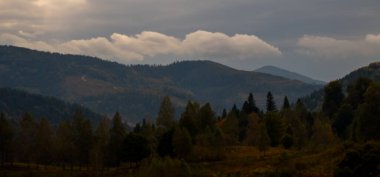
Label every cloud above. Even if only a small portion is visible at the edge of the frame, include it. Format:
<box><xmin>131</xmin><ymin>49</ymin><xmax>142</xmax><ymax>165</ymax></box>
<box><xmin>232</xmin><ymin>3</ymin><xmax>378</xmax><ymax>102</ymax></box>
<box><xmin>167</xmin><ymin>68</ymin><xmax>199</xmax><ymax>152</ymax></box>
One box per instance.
<box><xmin>297</xmin><ymin>34</ymin><xmax>380</xmax><ymax>59</ymax></box>
<box><xmin>181</xmin><ymin>31</ymin><xmax>282</xmax><ymax>59</ymax></box>
<box><xmin>366</xmin><ymin>34</ymin><xmax>380</xmax><ymax>44</ymax></box>
<box><xmin>0</xmin><ymin>31</ymin><xmax>281</xmax><ymax>63</ymax></box>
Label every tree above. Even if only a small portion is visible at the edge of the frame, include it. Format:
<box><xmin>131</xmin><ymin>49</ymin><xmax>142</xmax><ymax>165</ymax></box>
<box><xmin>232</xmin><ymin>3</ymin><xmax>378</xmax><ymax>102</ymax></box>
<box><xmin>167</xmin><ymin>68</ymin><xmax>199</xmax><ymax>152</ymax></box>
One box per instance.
<box><xmin>0</xmin><ymin>113</ymin><xmax>13</xmax><ymax>165</ymax></box>
<box><xmin>179</xmin><ymin>101</ymin><xmax>199</xmax><ymax>138</ymax></box>
<box><xmin>198</xmin><ymin>103</ymin><xmax>215</xmax><ymax>131</ymax></box>
<box><xmin>265</xmin><ymin>112</ymin><xmax>284</xmax><ymax>147</ymax></box>
<box><xmin>248</xmin><ymin>93</ymin><xmax>260</xmax><ymax>113</ymax></box>
<box><xmin>16</xmin><ymin>112</ymin><xmax>36</xmax><ymax>166</ymax></box>
<box><xmin>156</xmin><ymin>96</ymin><xmax>175</xmax><ymax>129</ymax></box>
<box><xmin>323</xmin><ymin>81</ymin><xmax>344</xmax><ymax>118</ymax></box>
<box><xmin>257</xmin><ymin>122</ymin><xmax>270</xmax><ymax>156</ymax></box>
<box><xmin>282</xmin><ymin>96</ymin><xmax>290</xmax><ymax>110</ymax></box>
<box><xmin>108</xmin><ymin>112</ymin><xmax>126</xmax><ymax>166</ymax></box>
<box><xmin>311</xmin><ymin>115</ymin><xmax>336</xmax><ymax>148</ymax></box>
<box><xmin>354</xmin><ymin>82</ymin><xmax>380</xmax><ymax>141</ymax></box>
<box><xmin>55</xmin><ymin>120</ymin><xmax>75</xmax><ymax>170</ymax></box>
<box><xmin>35</xmin><ymin>117</ymin><xmax>54</xmax><ymax>167</ymax></box>
<box><xmin>172</xmin><ymin>127</ymin><xmax>193</xmax><ymax>158</ymax></box>
<box><xmin>122</xmin><ymin>133</ymin><xmax>151</xmax><ymax>164</ymax></box>
<box><xmin>221</xmin><ymin>109</ymin><xmax>239</xmax><ymax>144</ymax></box>
<box><xmin>281</xmin><ymin>127</ymin><xmax>294</xmax><ymax>149</ymax></box>
<box><xmin>332</xmin><ymin>104</ymin><xmax>354</xmax><ymax>139</ymax></box>
<box><xmin>157</xmin><ymin>129</ymin><xmax>175</xmax><ymax>157</ymax></box>
<box><xmin>244</xmin><ymin>113</ymin><xmax>260</xmax><ymax>146</ymax></box>
<box><xmin>71</xmin><ymin>109</ymin><xmax>93</xmax><ymax>168</ymax></box>
<box><xmin>346</xmin><ymin>77</ymin><xmax>373</xmax><ymax>109</ymax></box>
<box><xmin>266</xmin><ymin>91</ymin><xmax>277</xmax><ymax>112</ymax></box>
<box><xmin>334</xmin><ymin>142</ymin><xmax>380</xmax><ymax>177</ymax></box>
<box><xmin>91</xmin><ymin>117</ymin><xmax>110</xmax><ymax>173</ymax></box>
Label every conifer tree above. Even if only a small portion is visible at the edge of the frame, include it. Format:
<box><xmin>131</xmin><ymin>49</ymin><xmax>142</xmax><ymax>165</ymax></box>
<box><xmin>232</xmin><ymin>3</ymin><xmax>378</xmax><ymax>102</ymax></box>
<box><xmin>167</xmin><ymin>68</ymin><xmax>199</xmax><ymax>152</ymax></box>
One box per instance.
<box><xmin>266</xmin><ymin>92</ymin><xmax>277</xmax><ymax>112</ymax></box>
<box><xmin>108</xmin><ymin>112</ymin><xmax>126</xmax><ymax>167</ymax></box>
<box><xmin>282</xmin><ymin>96</ymin><xmax>290</xmax><ymax>110</ymax></box>
<box><xmin>35</xmin><ymin>117</ymin><xmax>54</xmax><ymax>167</ymax></box>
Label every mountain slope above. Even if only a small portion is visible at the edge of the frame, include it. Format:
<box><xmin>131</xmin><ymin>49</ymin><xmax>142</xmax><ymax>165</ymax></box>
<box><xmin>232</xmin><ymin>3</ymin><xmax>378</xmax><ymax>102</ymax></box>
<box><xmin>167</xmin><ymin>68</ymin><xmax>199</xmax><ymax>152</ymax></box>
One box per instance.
<box><xmin>255</xmin><ymin>66</ymin><xmax>325</xmax><ymax>85</ymax></box>
<box><xmin>302</xmin><ymin>62</ymin><xmax>380</xmax><ymax>110</ymax></box>
<box><xmin>0</xmin><ymin>46</ymin><xmax>322</xmax><ymax>122</ymax></box>
<box><xmin>0</xmin><ymin>87</ymin><xmax>101</xmax><ymax>124</ymax></box>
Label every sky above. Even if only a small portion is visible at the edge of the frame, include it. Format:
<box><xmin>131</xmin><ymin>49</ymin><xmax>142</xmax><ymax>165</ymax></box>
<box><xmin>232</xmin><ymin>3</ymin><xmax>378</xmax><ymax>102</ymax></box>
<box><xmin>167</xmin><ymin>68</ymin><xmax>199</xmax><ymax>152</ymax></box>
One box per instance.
<box><xmin>0</xmin><ymin>0</ymin><xmax>380</xmax><ymax>81</ymax></box>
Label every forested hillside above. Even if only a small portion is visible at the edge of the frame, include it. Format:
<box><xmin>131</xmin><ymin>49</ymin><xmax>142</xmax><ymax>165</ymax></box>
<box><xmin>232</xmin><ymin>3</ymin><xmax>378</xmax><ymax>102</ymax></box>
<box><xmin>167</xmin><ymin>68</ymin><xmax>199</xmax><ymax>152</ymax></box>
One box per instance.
<box><xmin>0</xmin><ymin>46</ymin><xmax>321</xmax><ymax>122</ymax></box>
<box><xmin>303</xmin><ymin>62</ymin><xmax>380</xmax><ymax>111</ymax></box>
<box><xmin>0</xmin><ymin>88</ymin><xmax>101</xmax><ymax>124</ymax></box>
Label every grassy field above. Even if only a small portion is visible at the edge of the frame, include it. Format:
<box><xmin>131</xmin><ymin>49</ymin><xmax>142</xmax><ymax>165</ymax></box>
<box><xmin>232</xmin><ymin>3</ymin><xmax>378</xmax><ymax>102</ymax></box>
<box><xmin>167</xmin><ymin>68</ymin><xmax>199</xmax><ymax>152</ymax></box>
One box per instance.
<box><xmin>0</xmin><ymin>145</ymin><xmax>345</xmax><ymax>177</ymax></box>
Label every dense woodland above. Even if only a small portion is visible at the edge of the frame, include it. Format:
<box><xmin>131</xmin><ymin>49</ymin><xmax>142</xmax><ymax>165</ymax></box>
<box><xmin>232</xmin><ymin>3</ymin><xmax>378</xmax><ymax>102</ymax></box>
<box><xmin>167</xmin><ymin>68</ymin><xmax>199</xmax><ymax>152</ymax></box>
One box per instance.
<box><xmin>1</xmin><ymin>77</ymin><xmax>380</xmax><ymax>177</ymax></box>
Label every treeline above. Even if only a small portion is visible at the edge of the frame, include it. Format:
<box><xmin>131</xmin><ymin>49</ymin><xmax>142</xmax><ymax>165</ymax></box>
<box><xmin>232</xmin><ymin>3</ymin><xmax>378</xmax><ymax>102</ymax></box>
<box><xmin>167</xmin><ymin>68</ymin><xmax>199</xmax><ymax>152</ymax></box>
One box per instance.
<box><xmin>0</xmin><ymin>77</ymin><xmax>380</xmax><ymax>176</ymax></box>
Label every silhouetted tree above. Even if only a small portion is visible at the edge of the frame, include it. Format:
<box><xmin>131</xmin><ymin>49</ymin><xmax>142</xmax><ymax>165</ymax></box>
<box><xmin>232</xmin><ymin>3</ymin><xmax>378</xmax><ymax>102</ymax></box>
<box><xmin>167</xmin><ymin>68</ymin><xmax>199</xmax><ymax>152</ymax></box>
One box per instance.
<box><xmin>282</xmin><ymin>96</ymin><xmax>290</xmax><ymax>110</ymax></box>
<box><xmin>108</xmin><ymin>112</ymin><xmax>126</xmax><ymax>167</ymax></box>
<box><xmin>266</xmin><ymin>92</ymin><xmax>277</xmax><ymax>112</ymax></box>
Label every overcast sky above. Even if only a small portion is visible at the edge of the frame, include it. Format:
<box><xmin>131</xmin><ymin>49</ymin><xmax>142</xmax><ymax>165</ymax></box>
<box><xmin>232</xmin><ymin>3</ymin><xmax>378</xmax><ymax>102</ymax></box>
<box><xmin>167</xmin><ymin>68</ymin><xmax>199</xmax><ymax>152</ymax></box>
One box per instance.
<box><xmin>1</xmin><ymin>0</ymin><xmax>380</xmax><ymax>81</ymax></box>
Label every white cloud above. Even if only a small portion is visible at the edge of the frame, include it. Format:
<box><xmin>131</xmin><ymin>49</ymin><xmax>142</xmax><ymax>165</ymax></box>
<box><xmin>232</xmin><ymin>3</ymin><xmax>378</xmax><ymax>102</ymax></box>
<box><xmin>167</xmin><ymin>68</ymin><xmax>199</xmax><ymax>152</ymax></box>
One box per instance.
<box><xmin>0</xmin><ymin>31</ymin><xmax>281</xmax><ymax>63</ymax></box>
<box><xmin>297</xmin><ymin>35</ymin><xmax>380</xmax><ymax>58</ymax></box>
<box><xmin>181</xmin><ymin>31</ymin><xmax>282</xmax><ymax>59</ymax></box>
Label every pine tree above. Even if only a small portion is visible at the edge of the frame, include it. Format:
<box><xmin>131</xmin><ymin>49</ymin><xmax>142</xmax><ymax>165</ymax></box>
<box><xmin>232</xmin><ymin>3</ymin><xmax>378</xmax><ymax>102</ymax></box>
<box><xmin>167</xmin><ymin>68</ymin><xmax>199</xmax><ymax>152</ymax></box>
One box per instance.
<box><xmin>108</xmin><ymin>112</ymin><xmax>126</xmax><ymax>167</ymax></box>
<box><xmin>282</xmin><ymin>96</ymin><xmax>290</xmax><ymax>110</ymax></box>
<box><xmin>35</xmin><ymin>117</ymin><xmax>54</xmax><ymax>167</ymax></box>
<box><xmin>266</xmin><ymin>91</ymin><xmax>277</xmax><ymax>112</ymax></box>
<box><xmin>248</xmin><ymin>93</ymin><xmax>259</xmax><ymax>113</ymax></box>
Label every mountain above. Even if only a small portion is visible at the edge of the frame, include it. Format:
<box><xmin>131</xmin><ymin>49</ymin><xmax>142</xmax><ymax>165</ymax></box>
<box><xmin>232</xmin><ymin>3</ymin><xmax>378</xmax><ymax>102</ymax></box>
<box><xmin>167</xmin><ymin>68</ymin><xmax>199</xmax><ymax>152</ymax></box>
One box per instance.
<box><xmin>302</xmin><ymin>62</ymin><xmax>380</xmax><ymax>110</ymax></box>
<box><xmin>0</xmin><ymin>46</ymin><xmax>322</xmax><ymax>122</ymax></box>
<box><xmin>255</xmin><ymin>66</ymin><xmax>326</xmax><ymax>85</ymax></box>
<box><xmin>0</xmin><ymin>87</ymin><xmax>101</xmax><ymax>124</ymax></box>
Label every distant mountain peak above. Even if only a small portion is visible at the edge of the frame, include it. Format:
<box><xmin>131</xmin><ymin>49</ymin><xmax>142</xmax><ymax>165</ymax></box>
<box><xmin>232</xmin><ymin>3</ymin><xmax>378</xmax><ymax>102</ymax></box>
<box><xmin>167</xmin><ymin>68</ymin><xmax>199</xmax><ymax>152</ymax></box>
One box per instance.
<box><xmin>254</xmin><ymin>65</ymin><xmax>326</xmax><ymax>85</ymax></box>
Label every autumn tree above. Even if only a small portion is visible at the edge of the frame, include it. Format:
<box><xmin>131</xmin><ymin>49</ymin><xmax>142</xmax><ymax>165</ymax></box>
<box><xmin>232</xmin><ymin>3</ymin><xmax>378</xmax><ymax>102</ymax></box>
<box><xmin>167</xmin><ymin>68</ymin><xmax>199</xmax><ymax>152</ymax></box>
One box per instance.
<box><xmin>156</xmin><ymin>96</ymin><xmax>175</xmax><ymax>129</ymax></box>
<box><xmin>257</xmin><ymin>122</ymin><xmax>270</xmax><ymax>156</ymax></box>
<box><xmin>172</xmin><ymin>127</ymin><xmax>193</xmax><ymax>158</ymax></box>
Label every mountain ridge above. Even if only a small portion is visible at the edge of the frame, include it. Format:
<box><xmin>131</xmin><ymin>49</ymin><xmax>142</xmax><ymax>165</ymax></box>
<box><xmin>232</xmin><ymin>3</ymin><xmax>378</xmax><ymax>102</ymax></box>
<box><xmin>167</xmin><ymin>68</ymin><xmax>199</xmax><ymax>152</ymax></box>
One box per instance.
<box><xmin>255</xmin><ymin>65</ymin><xmax>326</xmax><ymax>85</ymax></box>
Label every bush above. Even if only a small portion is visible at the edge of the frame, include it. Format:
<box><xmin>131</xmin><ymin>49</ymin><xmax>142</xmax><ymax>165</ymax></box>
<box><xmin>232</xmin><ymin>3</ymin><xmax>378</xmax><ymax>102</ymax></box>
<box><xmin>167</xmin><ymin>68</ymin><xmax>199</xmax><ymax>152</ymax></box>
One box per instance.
<box><xmin>334</xmin><ymin>141</ymin><xmax>380</xmax><ymax>177</ymax></box>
